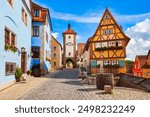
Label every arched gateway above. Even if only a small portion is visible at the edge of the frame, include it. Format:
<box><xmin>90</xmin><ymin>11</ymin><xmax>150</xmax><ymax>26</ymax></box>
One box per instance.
<box><xmin>62</xmin><ymin>23</ymin><xmax>77</xmax><ymax>68</ymax></box>
<box><xmin>65</xmin><ymin>59</ymin><xmax>74</xmax><ymax>68</ymax></box>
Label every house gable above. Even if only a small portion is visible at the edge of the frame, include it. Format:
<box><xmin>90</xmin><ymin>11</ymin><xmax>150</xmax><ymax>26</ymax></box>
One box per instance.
<box><xmin>90</xmin><ymin>8</ymin><xmax>130</xmax><ymax>45</ymax></box>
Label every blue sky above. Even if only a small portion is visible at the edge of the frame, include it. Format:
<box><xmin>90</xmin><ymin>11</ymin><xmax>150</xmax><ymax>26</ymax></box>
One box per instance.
<box><xmin>33</xmin><ymin>0</ymin><xmax>150</xmax><ymax>60</ymax></box>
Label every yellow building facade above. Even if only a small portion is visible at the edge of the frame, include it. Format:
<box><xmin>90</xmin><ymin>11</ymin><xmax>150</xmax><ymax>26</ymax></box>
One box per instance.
<box><xmin>51</xmin><ymin>36</ymin><xmax>62</xmax><ymax>69</ymax></box>
<box><xmin>88</xmin><ymin>8</ymin><xmax>130</xmax><ymax>75</ymax></box>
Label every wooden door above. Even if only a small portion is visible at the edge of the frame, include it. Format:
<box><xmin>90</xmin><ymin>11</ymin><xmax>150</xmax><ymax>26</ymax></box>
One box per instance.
<box><xmin>21</xmin><ymin>52</ymin><xmax>27</xmax><ymax>73</ymax></box>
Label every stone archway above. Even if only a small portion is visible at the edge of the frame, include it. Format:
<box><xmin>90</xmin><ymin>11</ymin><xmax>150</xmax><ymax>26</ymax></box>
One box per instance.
<box><xmin>65</xmin><ymin>59</ymin><xmax>74</xmax><ymax>68</ymax></box>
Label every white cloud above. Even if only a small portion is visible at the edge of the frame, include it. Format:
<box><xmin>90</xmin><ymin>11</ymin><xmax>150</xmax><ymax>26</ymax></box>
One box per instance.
<box><xmin>32</xmin><ymin>0</ymin><xmax>150</xmax><ymax>25</ymax></box>
<box><xmin>52</xmin><ymin>32</ymin><xmax>59</xmax><ymax>38</ymax></box>
<box><xmin>125</xmin><ymin>19</ymin><xmax>150</xmax><ymax>60</ymax></box>
<box><xmin>50</xmin><ymin>8</ymin><xmax>150</xmax><ymax>25</ymax></box>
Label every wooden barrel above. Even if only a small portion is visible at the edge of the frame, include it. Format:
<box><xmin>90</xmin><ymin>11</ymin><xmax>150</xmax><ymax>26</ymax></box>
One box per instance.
<box><xmin>96</xmin><ymin>73</ymin><xmax>114</xmax><ymax>90</ymax></box>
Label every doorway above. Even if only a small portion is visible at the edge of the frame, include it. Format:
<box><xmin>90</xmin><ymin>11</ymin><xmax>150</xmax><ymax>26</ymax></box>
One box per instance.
<box><xmin>66</xmin><ymin>59</ymin><xmax>73</xmax><ymax>68</ymax></box>
<box><xmin>21</xmin><ymin>52</ymin><xmax>27</xmax><ymax>73</ymax></box>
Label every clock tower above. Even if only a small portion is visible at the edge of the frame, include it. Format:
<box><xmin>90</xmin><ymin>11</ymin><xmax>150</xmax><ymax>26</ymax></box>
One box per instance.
<box><xmin>63</xmin><ymin>23</ymin><xmax>77</xmax><ymax>68</ymax></box>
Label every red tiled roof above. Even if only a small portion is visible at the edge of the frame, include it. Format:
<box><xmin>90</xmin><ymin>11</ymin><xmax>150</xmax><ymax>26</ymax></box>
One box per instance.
<box><xmin>32</xmin><ymin>2</ymin><xmax>52</xmax><ymax>31</ymax></box>
<box><xmin>52</xmin><ymin>36</ymin><xmax>62</xmax><ymax>50</ymax></box>
<box><xmin>63</xmin><ymin>29</ymin><xmax>77</xmax><ymax>35</ymax></box>
<box><xmin>136</xmin><ymin>55</ymin><xmax>147</xmax><ymax>68</ymax></box>
<box><xmin>142</xmin><ymin>50</ymin><xmax>150</xmax><ymax>68</ymax></box>
<box><xmin>63</xmin><ymin>23</ymin><xmax>77</xmax><ymax>35</ymax></box>
<box><xmin>77</xmin><ymin>43</ymin><xmax>86</xmax><ymax>55</ymax></box>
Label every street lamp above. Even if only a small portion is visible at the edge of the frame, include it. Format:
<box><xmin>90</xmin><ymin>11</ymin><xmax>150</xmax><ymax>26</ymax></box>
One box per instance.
<box><xmin>21</xmin><ymin>47</ymin><xmax>26</xmax><ymax>52</ymax></box>
<box><xmin>30</xmin><ymin>52</ymin><xmax>33</xmax><ymax>57</ymax></box>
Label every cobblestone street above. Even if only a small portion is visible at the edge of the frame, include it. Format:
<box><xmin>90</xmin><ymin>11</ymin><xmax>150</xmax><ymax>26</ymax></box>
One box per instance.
<box><xmin>20</xmin><ymin>69</ymin><xmax>150</xmax><ymax>100</ymax></box>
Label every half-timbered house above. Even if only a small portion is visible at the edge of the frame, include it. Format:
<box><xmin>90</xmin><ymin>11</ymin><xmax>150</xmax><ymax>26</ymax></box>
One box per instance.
<box><xmin>88</xmin><ymin>8</ymin><xmax>130</xmax><ymax>75</ymax></box>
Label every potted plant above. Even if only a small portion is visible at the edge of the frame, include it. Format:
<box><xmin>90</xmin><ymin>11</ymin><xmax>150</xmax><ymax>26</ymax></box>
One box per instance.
<box><xmin>5</xmin><ymin>44</ymin><xmax>11</xmax><ymax>51</ymax></box>
<box><xmin>15</xmin><ymin>67</ymin><xmax>23</xmax><ymax>82</ymax></box>
<box><xmin>27</xmin><ymin>70</ymin><xmax>32</xmax><ymax>75</ymax></box>
<box><xmin>11</xmin><ymin>45</ymin><xmax>18</xmax><ymax>53</ymax></box>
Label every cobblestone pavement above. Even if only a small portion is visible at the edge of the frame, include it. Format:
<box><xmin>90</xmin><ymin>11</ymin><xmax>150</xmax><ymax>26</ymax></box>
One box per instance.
<box><xmin>20</xmin><ymin>69</ymin><xmax>150</xmax><ymax>100</ymax></box>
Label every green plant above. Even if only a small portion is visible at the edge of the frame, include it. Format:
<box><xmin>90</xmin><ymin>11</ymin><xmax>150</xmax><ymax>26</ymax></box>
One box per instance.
<box><xmin>95</xmin><ymin>47</ymin><xmax>107</xmax><ymax>51</ymax></box>
<box><xmin>125</xmin><ymin>60</ymin><xmax>134</xmax><ymax>65</ymax></box>
<box><xmin>27</xmin><ymin>70</ymin><xmax>32</xmax><ymax>75</ymax></box>
<box><xmin>11</xmin><ymin>46</ymin><xmax>18</xmax><ymax>53</ymax></box>
<box><xmin>4</xmin><ymin>44</ymin><xmax>18</xmax><ymax>53</ymax></box>
<box><xmin>15</xmin><ymin>67</ymin><xmax>23</xmax><ymax>79</ymax></box>
<box><xmin>112</xmin><ymin>64</ymin><xmax>120</xmax><ymax>68</ymax></box>
<box><xmin>5</xmin><ymin>44</ymin><xmax>11</xmax><ymax>51</ymax></box>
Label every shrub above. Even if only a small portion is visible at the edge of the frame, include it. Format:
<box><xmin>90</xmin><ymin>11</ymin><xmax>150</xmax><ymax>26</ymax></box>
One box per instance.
<box><xmin>27</xmin><ymin>70</ymin><xmax>32</xmax><ymax>75</ymax></box>
<box><xmin>15</xmin><ymin>67</ymin><xmax>23</xmax><ymax>78</ymax></box>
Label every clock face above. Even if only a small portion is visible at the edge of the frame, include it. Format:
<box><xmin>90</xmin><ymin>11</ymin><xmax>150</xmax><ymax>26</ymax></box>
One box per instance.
<box><xmin>67</xmin><ymin>42</ymin><xmax>73</xmax><ymax>46</ymax></box>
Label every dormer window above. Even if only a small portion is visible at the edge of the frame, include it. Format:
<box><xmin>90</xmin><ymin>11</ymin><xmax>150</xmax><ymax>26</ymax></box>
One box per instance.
<box><xmin>34</xmin><ymin>9</ymin><xmax>40</xmax><ymax>17</ymax></box>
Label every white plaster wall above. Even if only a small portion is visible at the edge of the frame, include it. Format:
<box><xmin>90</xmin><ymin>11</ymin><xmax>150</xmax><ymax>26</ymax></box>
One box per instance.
<box><xmin>65</xmin><ymin>35</ymin><xmax>74</xmax><ymax>57</ymax></box>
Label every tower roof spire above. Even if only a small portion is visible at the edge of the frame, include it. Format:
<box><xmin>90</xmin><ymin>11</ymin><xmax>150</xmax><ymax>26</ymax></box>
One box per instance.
<box><xmin>68</xmin><ymin>21</ymin><xmax>71</xmax><ymax>30</ymax></box>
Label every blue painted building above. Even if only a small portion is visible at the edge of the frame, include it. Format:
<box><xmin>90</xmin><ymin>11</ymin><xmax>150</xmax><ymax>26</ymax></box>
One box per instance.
<box><xmin>31</xmin><ymin>2</ymin><xmax>52</xmax><ymax>75</ymax></box>
<box><xmin>0</xmin><ymin>0</ymin><xmax>32</xmax><ymax>89</ymax></box>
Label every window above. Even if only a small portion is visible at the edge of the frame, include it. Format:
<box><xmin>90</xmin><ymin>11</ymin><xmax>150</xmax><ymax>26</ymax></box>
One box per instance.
<box><xmin>34</xmin><ymin>9</ymin><xmax>40</xmax><ymax>17</ymax></box>
<box><xmin>22</xmin><ymin>8</ymin><xmax>25</xmax><ymax>22</ymax></box>
<box><xmin>69</xmin><ymin>52</ymin><xmax>71</xmax><ymax>56</ymax></box>
<box><xmin>22</xmin><ymin>8</ymin><xmax>28</xmax><ymax>26</ymax></box>
<box><xmin>54</xmin><ymin>53</ymin><xmax>57</xmax><ymax>58</ymax></box>
<box><xmin>5</xmin><ymin>29</ymin><xmax>10</xmax><ymax>45</ymax></box>
<box><xmin>25</xmin><ymin>13</ymin><xmax>28</xmax><ymax>26</ymax></box>
<box><xmin>104</xmin><ymin>29</ymin><xmax>112</xmax><ymax>34</ymax></box>
<box><xmin>5</xmin><ymin>28</ymin><xmax>16</xmax><ymax>46</ymax></box>
<box><xmin>54</xmin><ymin>46</ymin><xmax>57</xmax><ymax>50</ymax></box>
<box><xmin>68</xmin><ymin>36</ymin><xmax>71</xmax><ymax>39</ymax></box>
<box><xmin>105</xmin><ymin>14</ymin><xmax>109</xmax><ymax>19</ymax></box>
<box><xmin>112</xmin><ymin>60</ymin><xmax>119</xmax><ymax>65</ymax></box>
<box><xmin>32</xmin><ymin>47</ymin><xmax>40</xmax><ymax>58</ymax></box>
<box><xmin>116</xmin><ymin>42</ymin><xmax>119</xmax><ymax>47</ymax></box>
<box><xmin>109</xmin><ymin>41</ymin><xmax>115</xmax><ymax>47</ymax></box>
<box><xmin>108</xmin><ymin>29</ymin><xmax>112</xmax><ymax>34</ymax></box>
<box><xmin>33</xmin><ymin>26</ymin><xmax>39</xmax><ymax>36</ymax></box>
<box><xmin>104</xmin><ymin>30</ymin><xmax>107</xmax><ymax>34</ymax></box>
<box><xmin>104</xmin><ymin>60</ymin><xmax>111</xmax><ymax>65</ymax></box>
<box><xmin>7</xmin><ymin>0</ymin><xmax>13</xmax><ymax>7</ymax></box>
<box><xmin>118</xmin><ymin>41</ymin><xmax>122</xmax><ymax>46</ymax></box>
<box><xmin>5</xmin><ymin>62</ymin><xmax>16</xmax><ymax>76</ymax></box>
<box><xmin>11</xmin><ymin>33</ymin><xmax>16</xmax><ymax>46</ymax></box>
<box><xmin>54</xmin><ymin>62</ymin><xmax>56</xmax><ymax>66</ymax></box>
<box><xmin>46</xmin><ymin>32</ymin><xmax>48</xmax><ymax>43</ymax></box>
